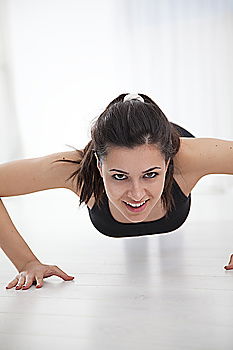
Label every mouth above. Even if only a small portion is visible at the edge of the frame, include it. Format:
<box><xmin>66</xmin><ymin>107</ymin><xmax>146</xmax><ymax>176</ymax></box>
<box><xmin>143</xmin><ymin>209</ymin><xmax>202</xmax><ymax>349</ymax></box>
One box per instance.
<box><xmin>123</xmin><ymin>199</ymin><xmax>149</xmax><ymax>213</ymax></box>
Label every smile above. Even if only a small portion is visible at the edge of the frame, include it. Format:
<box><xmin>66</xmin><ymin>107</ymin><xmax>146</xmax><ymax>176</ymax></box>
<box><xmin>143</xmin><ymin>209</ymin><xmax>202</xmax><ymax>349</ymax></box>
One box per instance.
<box><xmin>123</xmin><ymin>199</ymin><xmax>149</xmax><ymax>212</ymax></box>
<box><xmin>125</xmin><ymin>200</ymin><xmax>147</xmax><ymax>207</ymax></box>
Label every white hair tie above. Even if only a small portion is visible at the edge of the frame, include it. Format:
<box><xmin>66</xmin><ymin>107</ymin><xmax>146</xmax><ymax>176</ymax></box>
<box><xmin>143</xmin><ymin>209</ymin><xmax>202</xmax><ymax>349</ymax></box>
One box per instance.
<box><xmin>123</xmin><ymin>93</ymin><xmax>144</xmax><ymax>103</ymax></box>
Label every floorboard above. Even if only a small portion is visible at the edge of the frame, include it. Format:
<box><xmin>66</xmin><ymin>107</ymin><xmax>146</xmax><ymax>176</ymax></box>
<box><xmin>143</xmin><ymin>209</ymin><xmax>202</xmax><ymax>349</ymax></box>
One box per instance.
<box><xmin>0</xmin><ymin>189</ymin><xmax>233</xmax><ymax>350</ymax></box>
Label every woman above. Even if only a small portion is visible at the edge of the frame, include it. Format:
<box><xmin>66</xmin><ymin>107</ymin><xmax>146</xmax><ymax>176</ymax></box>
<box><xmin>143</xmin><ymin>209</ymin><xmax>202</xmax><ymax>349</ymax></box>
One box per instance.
<box><xmin>1</xmin><ymin>93</ymin><xmax>233</xmax><ymax>291</ymax></box>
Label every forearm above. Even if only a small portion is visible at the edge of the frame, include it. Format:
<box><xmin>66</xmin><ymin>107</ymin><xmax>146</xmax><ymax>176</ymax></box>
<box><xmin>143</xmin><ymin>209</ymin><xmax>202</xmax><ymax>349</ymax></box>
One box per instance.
<box><xmin>0</xmin><ymin>198</ymin><xmax>40</xmax><ymax>272</ymax></box>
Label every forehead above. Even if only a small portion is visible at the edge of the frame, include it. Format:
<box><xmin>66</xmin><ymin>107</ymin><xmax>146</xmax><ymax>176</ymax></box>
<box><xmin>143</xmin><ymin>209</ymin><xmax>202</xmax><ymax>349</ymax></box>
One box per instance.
<box><xmin>103</xmin><ymin>144</ymin><xmax>164</xmax><ymax>165</ymax></box>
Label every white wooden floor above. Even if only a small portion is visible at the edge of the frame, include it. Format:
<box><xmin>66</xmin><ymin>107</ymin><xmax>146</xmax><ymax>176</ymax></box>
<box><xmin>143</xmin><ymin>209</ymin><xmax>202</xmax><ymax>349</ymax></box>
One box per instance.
<box><xmin>1</xmin><ymin>186</ymin><xmax>233</xmax><ymax>350</ymax></box>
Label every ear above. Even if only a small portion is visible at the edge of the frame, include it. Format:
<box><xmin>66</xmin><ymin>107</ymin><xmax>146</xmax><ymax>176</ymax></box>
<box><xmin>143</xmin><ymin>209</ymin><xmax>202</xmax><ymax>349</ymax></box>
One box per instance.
<box><xmin>94</xmin><ymin>152</ymin><xmax>103</xmax><ymax>177</ymax></box>
<box><xmin>165</xmin><ymin>158</ymin><xmax>171</xmax><ymax>172</ymax></box>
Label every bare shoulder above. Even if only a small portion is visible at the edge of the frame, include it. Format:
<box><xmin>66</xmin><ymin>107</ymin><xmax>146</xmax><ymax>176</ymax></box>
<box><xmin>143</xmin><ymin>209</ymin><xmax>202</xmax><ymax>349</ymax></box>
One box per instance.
<box><xmin>173</xmin><ymin>137</ymin><xmax>196</xmax><ymax>175</ymax></box>
<box><xmin>44</xmin><ymin>149</ymin><xmax>83</xmax><ymax>193</ymax></box>
<box><xmin>173</xmin><ymin>137</ymin><xmax>198</xmax><ymax>196</ymax></box>
<box><xmin>0</xmin><ymin>150</ymin><xmax>83</xmax><ymax>197</ymax></box>
<box><xmin>173</xmin><ymin>137</ymin><xmax>233</xmax><ymax>195</ymax></box>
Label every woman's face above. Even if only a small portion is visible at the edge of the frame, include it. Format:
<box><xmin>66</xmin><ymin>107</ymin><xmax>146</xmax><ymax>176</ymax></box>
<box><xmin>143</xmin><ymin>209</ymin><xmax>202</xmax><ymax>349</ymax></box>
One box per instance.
<box><xmin>96</xmin><ymin>144</ymin><xmax>169</xmax><ymax>223</ymax></box>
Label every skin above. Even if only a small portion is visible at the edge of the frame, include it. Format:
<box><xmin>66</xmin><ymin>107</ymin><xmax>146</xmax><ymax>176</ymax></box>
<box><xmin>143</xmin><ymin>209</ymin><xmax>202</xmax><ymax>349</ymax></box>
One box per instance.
<box><xmin>2</xmin><ymin>137</ymin><xmax>233</xmax><ymax>291</ymax></box>
<box><xmin>96</xmin><ymin>144</ymin><xmax>170</xmax><ymax>223</ymax></box>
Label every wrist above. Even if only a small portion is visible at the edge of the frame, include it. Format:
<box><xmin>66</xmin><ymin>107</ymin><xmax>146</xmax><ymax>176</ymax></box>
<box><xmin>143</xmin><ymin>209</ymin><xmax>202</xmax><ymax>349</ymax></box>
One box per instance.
<box><xmin>17</xmin><ymin>258</ymin><xmax>41</xmax><ymax>272</ymax></box>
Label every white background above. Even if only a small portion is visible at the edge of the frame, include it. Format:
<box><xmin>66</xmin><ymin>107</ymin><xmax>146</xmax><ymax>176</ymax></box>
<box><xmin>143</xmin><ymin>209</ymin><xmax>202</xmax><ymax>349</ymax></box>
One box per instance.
<box><xmin>0</xmin><ymin>0</ymin><xmax>233</xmax><ymax>193</ymax></box>
<box><xmin>1</xmin><ymin>4</ymin><xmax>233</xmax><ymax>348</ymax></box>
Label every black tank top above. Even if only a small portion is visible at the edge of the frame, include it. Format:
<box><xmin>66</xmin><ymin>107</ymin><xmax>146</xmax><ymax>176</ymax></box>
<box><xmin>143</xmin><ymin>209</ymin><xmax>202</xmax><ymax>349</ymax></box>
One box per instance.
<box><xmin>87</xmin><ymin>122</ymin><xmax>195</xmax><ymax>238</ymax></box>
<box><xmin>87</xmin><ymin>178</ymin><xmax>191</xmax><ymax>238</ymax></box>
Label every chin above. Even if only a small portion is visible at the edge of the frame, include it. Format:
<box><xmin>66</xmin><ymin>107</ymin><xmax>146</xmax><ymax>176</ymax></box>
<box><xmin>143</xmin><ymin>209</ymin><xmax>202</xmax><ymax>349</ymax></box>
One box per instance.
<box><xmin>121</xmin><ymin>208</ymin><xmax>150</xmax><ymax>223</ymax></box>
<box><xmin>125</xmin><ymin>217</ymin><xmax>147</xmax><ymax>223</ymax></box>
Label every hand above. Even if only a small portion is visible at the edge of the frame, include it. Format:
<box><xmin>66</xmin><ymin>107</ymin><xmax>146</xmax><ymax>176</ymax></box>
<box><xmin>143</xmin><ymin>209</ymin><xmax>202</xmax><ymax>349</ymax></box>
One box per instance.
<box><xmin>6</xmin><ymin>260</ymin><xmax>75</xmax><ymax>290</ymax></box>
<box><xmin>224</xmin><ymin>254</ymin><xmax>233</xmax><ymax>270</ymax></box>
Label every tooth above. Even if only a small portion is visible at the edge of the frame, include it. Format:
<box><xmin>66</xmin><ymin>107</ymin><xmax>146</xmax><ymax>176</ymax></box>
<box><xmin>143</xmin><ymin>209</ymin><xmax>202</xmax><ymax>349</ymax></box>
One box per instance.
<box><xmin>126</xmin><ymin>200</ymin><xmax>146</xmax><ymax>207</ymax></box>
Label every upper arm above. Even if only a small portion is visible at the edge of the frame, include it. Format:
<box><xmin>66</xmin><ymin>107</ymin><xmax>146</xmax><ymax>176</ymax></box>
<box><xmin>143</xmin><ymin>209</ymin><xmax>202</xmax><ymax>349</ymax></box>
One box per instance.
<box><xmin>177</xmin><ymin>137</ymin><xmax>233</xmax><ymax>178</ymax></box>
<box><xmin>0</xmin><ymin>150</ymin><xmax>83</xmax><ymax>197</ymax></box>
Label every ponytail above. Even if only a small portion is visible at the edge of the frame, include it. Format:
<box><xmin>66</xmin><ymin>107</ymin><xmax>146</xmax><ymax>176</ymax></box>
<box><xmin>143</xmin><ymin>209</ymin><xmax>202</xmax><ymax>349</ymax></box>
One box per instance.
<box><xmin>53</xmin><ymin>140</ymin><xmax>105</xmax><ymax>208</ymax></box>
<box><xmin>54</xmin><ymin>93</ymin><xmax>181</xmax><ymax>215</ymax></box>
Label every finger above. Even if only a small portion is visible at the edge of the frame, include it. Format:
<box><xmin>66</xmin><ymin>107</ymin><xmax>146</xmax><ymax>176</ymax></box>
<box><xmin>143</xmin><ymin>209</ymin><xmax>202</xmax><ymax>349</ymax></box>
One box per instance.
<box><xmin>22</xmin><ymin>275</ymin><xmax>34</xmax><ymax>290</ymax></box>
<box><xmin>224</xmin><ymin>254</ymin><xmax>233</xmax><ymax>270</ymax></box>
<box><xmin>6</xmin><ymin>278</ymin><xmax>18</xmax><ymax>289</ymax></box>
<box><xmin>229</xmin><ymin>254</ymin><xmax>233</xmax><ymax>265</ymax></box>
<box><xmin>16</xmin><ymin>275</ymin><xmax>26</xmax><ymax>290</ymax></box>
<box><xmin>52</xmin><ymin>266</ymin><xmax>75</xmax><ymax>281</ymax></box>
<box><xmin>35</xmin><ymin>276</ymin><xmax>44</xmax><ymax>288</ymax></box>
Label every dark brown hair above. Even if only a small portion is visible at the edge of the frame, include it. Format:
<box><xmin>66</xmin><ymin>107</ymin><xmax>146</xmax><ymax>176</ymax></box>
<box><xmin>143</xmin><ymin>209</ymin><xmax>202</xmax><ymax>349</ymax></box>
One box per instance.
<box><xmin>53</xmin><ymin>93</ymin><xmax>181</xmax><ymax>215</ymax></box>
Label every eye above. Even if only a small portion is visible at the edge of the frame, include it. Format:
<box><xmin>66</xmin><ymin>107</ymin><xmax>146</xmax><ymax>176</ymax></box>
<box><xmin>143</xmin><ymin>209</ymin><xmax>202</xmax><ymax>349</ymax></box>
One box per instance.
<box><xmin>144</xmin><ymin>172</ymin><xmax>159</xmax><ymax>178</ymax></box>
<box><xmin>112</xmin><ymin>174</ymin><xmax>127</xmax><ymax>181</ymax></box>
<box><xmin>112</xmin><ymin>172</ymin><xmax>159</xmax><ymax>181</ymax></box>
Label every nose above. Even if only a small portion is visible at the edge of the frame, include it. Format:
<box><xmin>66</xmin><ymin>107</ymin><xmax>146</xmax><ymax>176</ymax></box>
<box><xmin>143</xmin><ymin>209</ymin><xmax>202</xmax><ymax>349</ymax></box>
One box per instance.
<box><xmin>127</xmin><ymin>180</ymin><xmax>146</xmax><ymax>201</ymax></box>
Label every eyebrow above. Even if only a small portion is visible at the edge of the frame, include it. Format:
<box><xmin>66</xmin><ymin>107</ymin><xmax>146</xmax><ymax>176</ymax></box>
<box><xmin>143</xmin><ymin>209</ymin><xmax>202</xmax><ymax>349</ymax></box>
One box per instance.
<box><xmin>108</xmin><ymin>166</ymin><xmax>162</xmax><ymax>174</ymax></box>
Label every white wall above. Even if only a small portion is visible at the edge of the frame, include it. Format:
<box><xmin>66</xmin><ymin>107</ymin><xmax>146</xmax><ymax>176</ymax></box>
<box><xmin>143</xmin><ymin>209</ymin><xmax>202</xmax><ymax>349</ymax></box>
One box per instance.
<box><xmin>0</xmin><ymin>0</ymin><xmax>23</xmax><ymax>162</ymax></box>
<box><xmin>1</xmin><ymin>0</ymin><xmax>233</xmax><ymax>192</ymax></box>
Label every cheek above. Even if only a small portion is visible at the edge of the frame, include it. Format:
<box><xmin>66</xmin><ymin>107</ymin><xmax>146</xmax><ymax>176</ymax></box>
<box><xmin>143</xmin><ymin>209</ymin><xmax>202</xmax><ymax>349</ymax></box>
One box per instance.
<box><xmin>146</xmin><ymin>174</ymin><xmax>166</xmax><ymax>200</ymax></box>
<box><xmin>157</xmin><ymin>175</ymin><xmax>167</xmax><ymax>194</ymax></box>
<box><xmin>102</xmin><ymin>177</ymin><xmax>124</xmax><ymax>198</ymax></box>
<box><xmin>150</xmin><ymin>181</ymin><xmax>164</xmax><ymax>199</ymax></box>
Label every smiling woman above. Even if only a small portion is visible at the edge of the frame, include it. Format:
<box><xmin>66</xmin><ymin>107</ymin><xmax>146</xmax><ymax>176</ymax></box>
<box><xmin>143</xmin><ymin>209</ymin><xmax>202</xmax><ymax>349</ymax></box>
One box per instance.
<box><xmin>86</xmin><ymin>142</ymin><xmax>193</xmax><ymax>237</ymax></box>
<box><xmin>53</xmin><ymin>93</ymin><xmax>196</xmax><ymax>237</ymax></box>
<box><xmin>56</xmin><ymin>94</ymin><xmax>181</xmax><ymax>213</ymax></box>
<box><xmin>1</xmin><ymin>92</ymin><xmax>233</xmax><ymax>291</ymax></box>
